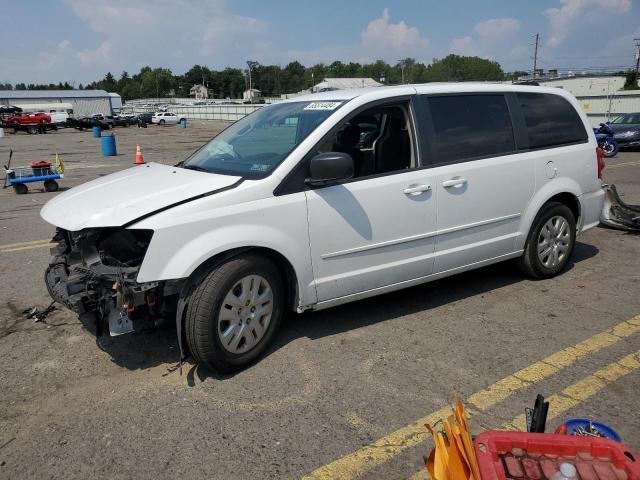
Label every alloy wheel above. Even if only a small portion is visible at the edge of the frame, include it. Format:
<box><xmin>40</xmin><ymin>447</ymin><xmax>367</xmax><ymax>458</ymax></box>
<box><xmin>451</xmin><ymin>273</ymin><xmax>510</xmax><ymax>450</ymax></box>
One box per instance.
<box><xmin>217</xmin><ymin>275</ymin><xmax>273</xmax><ymax>354</ymax></box>
<box><xmin>537</xmin><ymin>215</ymin><xmax>570</xmax><ymax>268</ymax></box>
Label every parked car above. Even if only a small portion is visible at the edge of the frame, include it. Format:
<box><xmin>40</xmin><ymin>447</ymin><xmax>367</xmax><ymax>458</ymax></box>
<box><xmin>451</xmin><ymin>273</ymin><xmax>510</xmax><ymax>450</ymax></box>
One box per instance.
<box><xmin>152</xmin><ymin>112</ymin><xmax>185</xmax><ymax>125</ymax></box>
<box><xmin>112</xmin><ymin>115</ymin><xmax>138</xmax><ymax>127</ymax></box>
<box><xmin>47</xmin><ymin>111</ymin><xmax>69</xmax><ymax>126</ymax></box>
<box><xmin>5</xmin><ymin>112</ymin><xmax>51</xmax><ymax>125</ymax></box>
<box><xmin>41</xmin><ymin>84</ymin><xmax>605</xmax><ymax>372</ymax></box>
<box><xmin>136</xmin><ymin>112</ymin><xmax>154</xmax><ymax>125</ymax></box>
<box><xmin>67</xmin><ymin>117</ymin><xmax>110</xmax><ymax>130</ymax></box>
<box><xmin>608</xmin><ymin>113</ymin><xmax>640</xmax><ymax>149</ymax></box>
<box><xmin>92</xmin><ymin>113</ymin><xmax>114</xmax><ymax>128</ymax></box>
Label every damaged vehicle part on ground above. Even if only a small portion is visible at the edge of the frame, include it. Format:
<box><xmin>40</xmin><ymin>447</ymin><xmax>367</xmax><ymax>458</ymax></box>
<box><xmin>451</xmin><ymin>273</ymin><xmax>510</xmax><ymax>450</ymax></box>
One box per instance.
<box><xmin>42</xmin><ymin>84</ymin><xmax>606</xmax><ymax>372</ymax></box>
<box><xmin>600</xmin><ymin>184</ymin><xmax>640</xmax><ymax>232</ymax></box>
<box><xmin>45</xmin><ymin>227</ymin><xmax>183</xmax><ymax>336</ymax></box>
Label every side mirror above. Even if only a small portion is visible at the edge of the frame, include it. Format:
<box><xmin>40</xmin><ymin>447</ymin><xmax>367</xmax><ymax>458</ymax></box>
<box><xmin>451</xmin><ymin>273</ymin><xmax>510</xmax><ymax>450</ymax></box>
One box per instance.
<box><xmin>307</xmin><ymin>152</ymin><xmax>354</xmax><ymax>187</ymax></box>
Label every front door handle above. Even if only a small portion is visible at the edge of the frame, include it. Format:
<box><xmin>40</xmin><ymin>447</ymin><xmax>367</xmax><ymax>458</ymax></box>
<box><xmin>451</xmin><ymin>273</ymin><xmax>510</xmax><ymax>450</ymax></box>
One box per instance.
<box><xmin>442</xmin><ymin>178</ymin><xmax>467</xmax><ymax>188</ymax></box>
<box><xmin>403</xmin><ymin>184</ymin><xmax>431</xmax><ymax>196</ymax></box>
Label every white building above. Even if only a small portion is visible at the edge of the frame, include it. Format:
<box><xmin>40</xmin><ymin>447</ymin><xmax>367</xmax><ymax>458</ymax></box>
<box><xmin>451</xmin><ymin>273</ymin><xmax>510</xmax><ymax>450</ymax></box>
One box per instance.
<box><xmin>312</xmin><ymin>77</ymin><xmax>382</xmax><ymax>92</ymax></box>
<box><xmin>190</xmin><ymin>84</ymin><xmax>209</xmax><ymax>99</ymax></box>
<box><xmin>243</xmin><ymin>88</ymin><xmax>261</xmax><ymax>101</ymax></box>
<box><xmin>0</xmin><ymin>90</ymin><xmax>116</xmax><ymax>117</ymax></box>
<box><xmin>534</xmin><ymin>75</ymin><xmax>640</xmax><ymax>125</ymax></box>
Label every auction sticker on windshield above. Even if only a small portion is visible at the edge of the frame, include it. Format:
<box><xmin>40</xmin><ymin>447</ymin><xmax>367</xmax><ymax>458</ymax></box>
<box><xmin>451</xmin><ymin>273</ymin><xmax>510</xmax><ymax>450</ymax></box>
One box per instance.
<box><xmin>304</xmin><ymin>101</ymin><xmax>342</xmax><ymax>111</ymax></box>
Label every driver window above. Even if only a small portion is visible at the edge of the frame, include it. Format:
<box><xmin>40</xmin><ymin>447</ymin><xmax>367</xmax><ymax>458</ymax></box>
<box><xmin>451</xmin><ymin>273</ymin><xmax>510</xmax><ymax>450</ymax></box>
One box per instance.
<box><xmin>317</xmin><ymin>103</ymin><xmax>415</xmax><ymax>178</ymax></box>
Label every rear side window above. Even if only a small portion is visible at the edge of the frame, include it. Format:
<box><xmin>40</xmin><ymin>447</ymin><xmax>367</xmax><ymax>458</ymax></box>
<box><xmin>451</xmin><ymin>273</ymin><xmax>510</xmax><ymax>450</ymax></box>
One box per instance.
<box><xmin>426</xmin><ymin>95</ymin><xmax>515</xmax><ymax>164</ymax></box>
<box><xmin>516</xmin><ymin>93</ymin><xmax>587</xmax><ymax>149</ymax></box>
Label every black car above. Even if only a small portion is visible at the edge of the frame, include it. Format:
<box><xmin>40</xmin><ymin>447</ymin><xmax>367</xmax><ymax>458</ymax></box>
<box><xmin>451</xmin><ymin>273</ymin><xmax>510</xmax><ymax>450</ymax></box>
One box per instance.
<box><xmin>67</xmin><ymin>117</ymin><xmax>111</xmax><ymax>130</ymax></box>
<box><xmin>609</xmin><ymin>113</ymin><xmax>640</xmax><ymax>149</ymax></box>
<box><xmin>136</xmin><ymin>112</ymin><xmax>154</xmax><ymax>125</ymax></box>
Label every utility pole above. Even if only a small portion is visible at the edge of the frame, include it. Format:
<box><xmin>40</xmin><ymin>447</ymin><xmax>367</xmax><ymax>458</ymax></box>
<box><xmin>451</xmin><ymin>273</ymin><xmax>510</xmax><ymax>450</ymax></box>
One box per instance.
<box><xmin>533</xmin><ymin>33</ymin><xmax>539</xmax><ymax>79</ymax></box>
<box><xmin>397</xmin><ymin>59</ymin><xmax>406</xmax><ymax>84</ymax></box>
<box><xmin>634</xmin><ymin>38</ymin><xmax>640</xmax><ymax>77</ymax></box>
<box><xmin>246</xmin><ymin>60</ymin><xmax>258</xmax><ymax>103</ymax></box>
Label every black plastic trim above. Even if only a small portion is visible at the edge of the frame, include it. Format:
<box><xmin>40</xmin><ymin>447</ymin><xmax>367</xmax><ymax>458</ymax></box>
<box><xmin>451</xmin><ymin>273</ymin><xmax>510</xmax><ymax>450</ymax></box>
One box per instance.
<box><xmin>123</xmin><ymin>178</ymin><xmax>244</xmax><ymax>228</ymax></box>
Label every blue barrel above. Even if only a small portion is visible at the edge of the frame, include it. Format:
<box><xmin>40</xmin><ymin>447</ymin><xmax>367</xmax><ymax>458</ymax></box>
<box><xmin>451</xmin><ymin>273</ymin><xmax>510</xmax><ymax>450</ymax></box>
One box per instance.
<box><xmin>92</xmin><ymin>126</ymin><xmax>102</xmax><ymax>138</ymax></box>
<box><xmin>179</xmin><ymin>118</ymin><xmax>187</xmax><ymax>128</ymax></box>
<box><xmin>100</xmin><ymin>134</ymin><xmax>117</xmax><ymax>156</ymax></box>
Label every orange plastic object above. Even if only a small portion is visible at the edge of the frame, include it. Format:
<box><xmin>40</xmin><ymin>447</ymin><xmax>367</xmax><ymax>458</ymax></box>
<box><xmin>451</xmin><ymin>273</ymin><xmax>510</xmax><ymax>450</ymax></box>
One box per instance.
<box><xmin>474</xmin><ymin>431</ymin><xmax>640</xmax><ymax>480</ymax></box>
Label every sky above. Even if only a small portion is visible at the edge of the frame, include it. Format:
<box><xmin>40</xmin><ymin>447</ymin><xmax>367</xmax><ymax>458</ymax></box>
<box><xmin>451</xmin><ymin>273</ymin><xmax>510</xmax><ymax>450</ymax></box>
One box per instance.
<box><xmin>1</xmin><ymin>0</ymin><xmax>639</xmax><ymax>85</ymax></box>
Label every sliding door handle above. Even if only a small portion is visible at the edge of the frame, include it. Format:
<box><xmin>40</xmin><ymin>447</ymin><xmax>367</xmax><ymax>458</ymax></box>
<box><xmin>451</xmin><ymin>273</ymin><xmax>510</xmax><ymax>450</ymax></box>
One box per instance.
<box><xmin>442</xmin><ymin>178</ymin><xmax>467</xmax><ymax>188</ymax></box>
<box><xmin>403</xmin><ymin>184</ymin><xmax>431</xmax><ymax>195</ymax></box>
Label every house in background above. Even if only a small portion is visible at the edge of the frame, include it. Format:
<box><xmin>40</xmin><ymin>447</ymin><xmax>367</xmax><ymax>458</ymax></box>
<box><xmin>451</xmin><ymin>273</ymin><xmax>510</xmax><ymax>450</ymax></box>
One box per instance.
<box><xmin>243</xmin><ymin>88</ymin><xmax>261</xmax><ymax>101</ymax></box>
<box><xmin>190</xmin><ymin>84</ymin><xmax>209</xmax><ymax>99</ymax></box>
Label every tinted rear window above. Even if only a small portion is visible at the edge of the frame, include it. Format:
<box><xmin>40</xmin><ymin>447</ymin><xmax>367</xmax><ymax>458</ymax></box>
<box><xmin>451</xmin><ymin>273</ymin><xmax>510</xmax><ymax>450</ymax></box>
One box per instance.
<box><xmin>426</xmin><ymin>94</ymin><xmax>516</xmax><ymax>164</ymax></box>
<box><xmin>516</xmin><ymin>92</ymin><xmax>587</xmax><ymax>149</ymax></box>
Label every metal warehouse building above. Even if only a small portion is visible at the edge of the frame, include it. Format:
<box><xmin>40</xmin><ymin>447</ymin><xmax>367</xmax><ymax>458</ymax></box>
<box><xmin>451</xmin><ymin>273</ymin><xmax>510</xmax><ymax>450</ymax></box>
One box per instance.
<box><xmin>0</xmin><ymin>90</ymin><xmax>119</xmax><ymax>117</ymax></box>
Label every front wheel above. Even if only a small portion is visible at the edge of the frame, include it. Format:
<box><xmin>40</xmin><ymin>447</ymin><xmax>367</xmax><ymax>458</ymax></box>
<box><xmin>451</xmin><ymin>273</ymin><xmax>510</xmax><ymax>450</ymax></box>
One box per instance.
<box><xmin>159</xmin><ymin>119</ymin><xmax>165</xmax><ymax>125</ymax></box>
<box><xmin>13</xmin><ymin>183</ymin><xmax>28</xmax><ymax>195</ymax></box>
<box><xmin>517</xmin><ymin>202</ymin><xmax>576</xmax><ymax>279</ymax></box>
<box><xmin>44</xmin><ymin>180</ymin><xmax>59</xmax><ymax>192</ymax></box>
<box><xmin>185</xmin><ymin>254</ymin><xmax>284</xmax><ymax>372</ymax></box>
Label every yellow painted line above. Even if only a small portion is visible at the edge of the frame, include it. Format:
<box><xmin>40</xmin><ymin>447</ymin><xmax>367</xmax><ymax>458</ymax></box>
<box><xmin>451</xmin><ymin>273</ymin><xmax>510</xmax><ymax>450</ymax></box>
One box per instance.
<box><xmin>0</xmin><ymin>243</ymin><xmax>52</xmax><ymax>253</ymax></box>
<box><xmin>606</xmin><ymin>160</ymin><xmax>640</xmax><ymax>169</ymax></box>
<box><xmin>504</xmin><ymin>350</ymin><xmax>640</xmax><ymax>431</ymax></box>
<box><xmin>408</xmin><ymin>469</ymin><xmax>429</xmax><ymax>480</ymax></box>
<box><xmin>0</xmin><ymin>239</ymin><xmax>52</xmax><ymax>254</ymax></box>
<box><xmin>0</xmin><ymin>239</ymin><xmax>50</xmax><ymax>249</ymax></box>
<box><xmin>302</xmin><ymin>315</ymin><xmax>640</xmax><ymax>480</ymax></box>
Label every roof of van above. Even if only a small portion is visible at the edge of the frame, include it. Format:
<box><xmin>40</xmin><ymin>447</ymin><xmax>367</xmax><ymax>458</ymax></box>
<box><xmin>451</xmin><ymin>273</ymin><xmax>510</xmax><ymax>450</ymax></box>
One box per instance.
<box><xmin>284</xmin><ymin>82</ymin><xmax>569</xmax><ymax>103</ymax></box>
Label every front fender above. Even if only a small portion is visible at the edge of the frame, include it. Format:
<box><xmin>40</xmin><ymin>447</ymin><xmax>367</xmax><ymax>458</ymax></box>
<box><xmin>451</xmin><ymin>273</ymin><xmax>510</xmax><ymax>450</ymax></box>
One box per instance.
<box><xmin>516</xmin><ymin>177</ymin><xmax>582</xmax><ymax>250</ymax></box>
<box><xmin>137</xmin><ymin>224</ymin><xmax>317</xmax><ymax>308</ymax></box>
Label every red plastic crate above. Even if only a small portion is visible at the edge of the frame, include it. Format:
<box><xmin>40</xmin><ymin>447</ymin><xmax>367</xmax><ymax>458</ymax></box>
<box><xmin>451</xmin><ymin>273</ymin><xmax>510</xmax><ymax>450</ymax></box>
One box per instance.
<box><xmin>474</xmin><ymin>431</ymin><xmax>640</xmax><ymax>479</ymax></box>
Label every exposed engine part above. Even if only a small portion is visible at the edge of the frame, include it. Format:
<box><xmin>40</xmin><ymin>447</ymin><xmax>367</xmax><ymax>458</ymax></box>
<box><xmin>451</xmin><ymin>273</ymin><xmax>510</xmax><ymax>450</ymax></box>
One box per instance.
<box><xmin>45</xmin><ymin>227</ymin><xmax>181</xmax><ymax>336</ymax></box>
<box><xmin>600</xmin><ymin>184</ymin><xmax>640</xmax><ymax>232</ymax></box>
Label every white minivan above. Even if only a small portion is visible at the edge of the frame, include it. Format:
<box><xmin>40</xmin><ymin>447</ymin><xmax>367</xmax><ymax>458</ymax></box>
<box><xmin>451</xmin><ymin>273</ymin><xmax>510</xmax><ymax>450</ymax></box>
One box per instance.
<box><xmin>41</xmin><ymin>84</ymin><xmax>605</xmax><ymax>371</ymax></box>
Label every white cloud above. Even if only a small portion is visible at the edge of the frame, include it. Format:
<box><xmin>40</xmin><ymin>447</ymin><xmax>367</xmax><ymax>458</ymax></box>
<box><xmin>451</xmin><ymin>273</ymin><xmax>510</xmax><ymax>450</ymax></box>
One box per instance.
<box><xmin>474</xmin><ymin>18</ymin><xmax>520</xmax><ymax>38</ymax></box>
<box><xmin>286</xmin><ymin>9</ymin><xmax>430</xmax><ymax>66</ymax></box>
<box><xmin>450</xmin><ymin>17</ymin><xmax>520</xmax><ymax>59</ymax></box>
<box><xmin>361</xmin><ymin>8</ymin><xmax>429</xmax><ymax>51</ymax></box>
<box><xmin>0</xmin><ymin>0</ymin><xmax>269</xmax><ymax>84</ymax></box>
<box><xmin>545</xmin><ymin>0</ymin><xmax>631</xmax><ymax>47</ymax></box>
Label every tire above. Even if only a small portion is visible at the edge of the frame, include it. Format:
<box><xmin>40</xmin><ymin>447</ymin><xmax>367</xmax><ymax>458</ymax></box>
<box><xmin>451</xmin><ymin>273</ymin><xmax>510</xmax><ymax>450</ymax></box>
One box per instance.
<box><xmin>44</xmin><ymin>180</ymin><xmax>59</xmax><ymax>192</ymax></box>
<box><xmin>517</xmin><ymin>202</ymin><xmax>576</xmax><ymax>279</ymax></box>
<box><xmin>185</xmin><ymin>254</ymin><xmax>284</xmax><ymax>372</ymax></box>
<box><xmin>13</xmin><ymin>183</ymin><xmax>28</xmax><ymax>195</ymax></box>
<box><xmin>603</xmin><ymin>140</ymin><xmax>619</xmax><ymax>158</ymax></box>
<box><xmin>27</xmin><ymin>125</ymin><xmax>36</xmax><ymax>134</ymax></box>
<box><xmin>159</xmin><ymin>119</ymin><xmax>165</xmax><ymax>125</ymax></box>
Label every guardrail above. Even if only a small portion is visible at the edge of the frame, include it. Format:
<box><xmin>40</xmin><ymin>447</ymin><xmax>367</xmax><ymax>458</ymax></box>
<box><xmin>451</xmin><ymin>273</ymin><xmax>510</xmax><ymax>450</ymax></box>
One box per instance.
<box><xmin>126</xmin><ymin>104</ymin><xmax>265</xmax><ymax>122</ymax></box>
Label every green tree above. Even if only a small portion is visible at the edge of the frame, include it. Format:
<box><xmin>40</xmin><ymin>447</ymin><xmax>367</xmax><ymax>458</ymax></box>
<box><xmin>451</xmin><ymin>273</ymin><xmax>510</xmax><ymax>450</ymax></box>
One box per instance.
<box><xmin>623</xmin><ymin>70</ymin><xmax>639</xmax><ymax>90</ymax></box>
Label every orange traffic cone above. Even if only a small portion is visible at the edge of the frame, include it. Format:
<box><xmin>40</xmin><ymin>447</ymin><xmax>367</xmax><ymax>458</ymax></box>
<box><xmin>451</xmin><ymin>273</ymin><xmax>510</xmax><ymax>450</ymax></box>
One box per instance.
<box><xmin>135</xmin><ymin>144</ymin><xmax>145</xmax><ymax>164</ymax></box>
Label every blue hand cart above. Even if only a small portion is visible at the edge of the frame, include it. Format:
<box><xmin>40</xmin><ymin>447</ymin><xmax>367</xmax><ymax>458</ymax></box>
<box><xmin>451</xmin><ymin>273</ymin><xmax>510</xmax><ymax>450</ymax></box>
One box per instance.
<box><xmin>3</xmin><ymin>150</ymin><xmax>64</xmax><ymax>194</ymax></box>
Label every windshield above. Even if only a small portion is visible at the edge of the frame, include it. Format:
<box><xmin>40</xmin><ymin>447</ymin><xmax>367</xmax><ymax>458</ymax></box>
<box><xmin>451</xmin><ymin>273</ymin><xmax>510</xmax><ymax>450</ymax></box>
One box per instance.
<box><xmin>611</xmin><ymin>114</ymin><xmax>640</xmax><ymax>125</ymax></box>
<box><xmin>181</xmin><ymin>101</ymin><xmax>344</xmax><ymax>177</ymax></box>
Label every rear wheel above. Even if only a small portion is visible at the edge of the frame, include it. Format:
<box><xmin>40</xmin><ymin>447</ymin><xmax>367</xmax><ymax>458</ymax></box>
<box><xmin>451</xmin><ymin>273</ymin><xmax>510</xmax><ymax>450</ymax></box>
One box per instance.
<box><xmin>44</xmin><ymin>180</ymin><xmax>59</xmax><ymax>192</ymax></box>
<box><xmin>13</xmin><ymin>183</ymin><xmax>28</xmax><ymax>195</ymax></box>
<box><xmin>185</xmin><ymin>254</ymin><xmax>284</xmax><ymax>372</ymax></box>
<box><xmin>518</xmin><ymin>202</ymin><xmax>576</xmax><ymax>279</ymax></box>
<box><xmin>602</xmin><ymin>140</ymin><xmax>618</xmax><ymax>158</ymax></box>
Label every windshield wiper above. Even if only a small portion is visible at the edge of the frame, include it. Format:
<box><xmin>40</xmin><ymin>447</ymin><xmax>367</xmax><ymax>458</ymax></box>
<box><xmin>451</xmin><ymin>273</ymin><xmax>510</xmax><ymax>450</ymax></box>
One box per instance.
<box><xmin>181</xmin><ymin>164</ymin><xmax>210</xmax><ymax>173</ymax></box>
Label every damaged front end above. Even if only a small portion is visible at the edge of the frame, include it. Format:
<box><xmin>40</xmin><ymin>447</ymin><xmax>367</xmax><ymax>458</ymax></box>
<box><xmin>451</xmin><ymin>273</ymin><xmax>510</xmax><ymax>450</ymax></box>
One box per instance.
<box><xmin>45</xmin><ymin>228</ymin><xmax>180</xmax><ymax>336</ymax></box>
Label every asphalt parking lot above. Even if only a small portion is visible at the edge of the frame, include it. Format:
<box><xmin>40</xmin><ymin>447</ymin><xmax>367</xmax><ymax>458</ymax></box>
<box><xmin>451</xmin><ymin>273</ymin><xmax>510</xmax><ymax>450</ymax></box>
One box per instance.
<box><xmin>0</xmin><ymin>123</ymin><xmax>639</xmax><ymax>480</ymax></box>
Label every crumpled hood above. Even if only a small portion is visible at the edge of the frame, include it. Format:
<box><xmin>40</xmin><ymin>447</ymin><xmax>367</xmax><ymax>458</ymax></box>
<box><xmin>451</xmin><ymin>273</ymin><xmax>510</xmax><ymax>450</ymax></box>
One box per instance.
<box><xmin>41</xmin><ymin>162</ymin><xmax>241</xmax><ymax>231</ymax></box>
